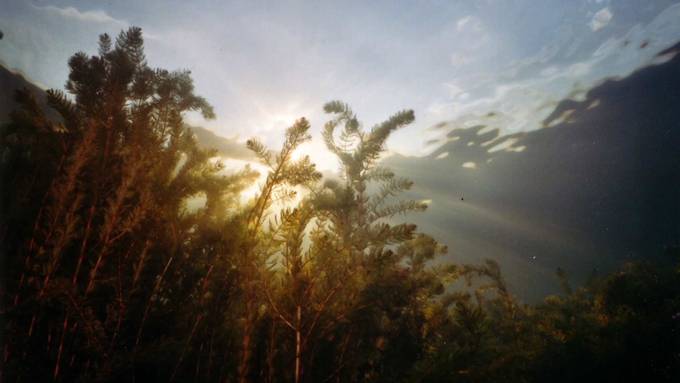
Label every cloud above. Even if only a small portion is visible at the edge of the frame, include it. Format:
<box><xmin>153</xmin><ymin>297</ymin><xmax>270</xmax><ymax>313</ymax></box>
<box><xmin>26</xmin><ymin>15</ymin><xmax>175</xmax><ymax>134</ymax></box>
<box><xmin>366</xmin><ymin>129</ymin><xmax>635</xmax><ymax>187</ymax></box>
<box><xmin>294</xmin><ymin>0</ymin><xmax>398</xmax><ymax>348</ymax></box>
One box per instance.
<box><xmin>449</xmin><ymin>52</ymin><xmax>475</xmax><ymax>66</ymax></box>
<box><xmin>456</xmin><ymin>16</ymin><xmax>473</xmax><ymax>31</ymax></box>
<box><xmin>590</xmin><ymin>7</ymin><xmax>613</xmax><ymax>31</ymax></box>
<box><xmin>456</xmin><ymin>16</ymin><xmax>483</xmax><ymax>33</ymax></box>
<box><xmin>425</xmin><ymin>2</ymin><xmax>680</xmax><ymax>153</ymax></box>
<box><xmin>33</xmin><ymin>5</ymin><xmax>127</xmax><ymax>27</ymax></box>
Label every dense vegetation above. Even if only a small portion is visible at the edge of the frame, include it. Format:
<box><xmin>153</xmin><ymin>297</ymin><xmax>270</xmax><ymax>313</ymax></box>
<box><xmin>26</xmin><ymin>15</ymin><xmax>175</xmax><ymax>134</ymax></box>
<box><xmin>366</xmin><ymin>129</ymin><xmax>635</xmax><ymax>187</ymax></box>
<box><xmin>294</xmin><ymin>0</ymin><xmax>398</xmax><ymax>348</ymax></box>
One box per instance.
<box><xmin>1</xmin><ymin>28</ymin><xmax>679</xmax><ymax>383</ymax></box>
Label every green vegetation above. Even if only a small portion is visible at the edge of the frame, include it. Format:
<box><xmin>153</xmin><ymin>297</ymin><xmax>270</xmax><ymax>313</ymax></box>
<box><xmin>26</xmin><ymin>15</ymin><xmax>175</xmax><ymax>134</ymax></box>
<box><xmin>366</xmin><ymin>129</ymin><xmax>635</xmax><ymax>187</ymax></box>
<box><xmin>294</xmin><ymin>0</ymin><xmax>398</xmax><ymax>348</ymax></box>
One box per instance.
<box><xmin>1</xmin><ymin>27</ymin><xmax>679</xmax><ymax>383</ymax></box>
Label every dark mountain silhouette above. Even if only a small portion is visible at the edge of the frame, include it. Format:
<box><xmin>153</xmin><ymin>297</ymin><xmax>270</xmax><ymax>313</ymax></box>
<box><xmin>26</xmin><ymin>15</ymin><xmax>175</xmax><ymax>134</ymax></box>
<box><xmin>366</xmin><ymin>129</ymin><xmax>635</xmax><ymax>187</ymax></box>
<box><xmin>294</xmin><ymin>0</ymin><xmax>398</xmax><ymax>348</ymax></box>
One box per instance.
<box><xmin>385</xmin><ymin>42</ymin><xmax>680</xmax><ymax>300</ymax></box>
<box><xmin>0</xmin><ymin>64</ymin><xmax>53</xmax><ymax>123</ymax></box>
<box><xmin>0</xmin><ymin>63</ymin><xmax>252</xmax><ymax>160</ymax></box>
<box><xmin>188</xmin><ymin>124</ymin><xmax>254</xmax><ymax>160</ymax></box>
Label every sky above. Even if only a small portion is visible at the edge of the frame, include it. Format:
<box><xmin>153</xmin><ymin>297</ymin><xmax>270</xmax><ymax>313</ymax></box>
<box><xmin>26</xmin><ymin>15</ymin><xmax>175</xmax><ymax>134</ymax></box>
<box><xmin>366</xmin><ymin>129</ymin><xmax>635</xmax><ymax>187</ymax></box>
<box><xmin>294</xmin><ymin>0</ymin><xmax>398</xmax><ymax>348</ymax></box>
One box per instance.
<box><xmin>3</xmin><ymin>0</ymin><xmax>680</xmax><ymax>171</ymax></box>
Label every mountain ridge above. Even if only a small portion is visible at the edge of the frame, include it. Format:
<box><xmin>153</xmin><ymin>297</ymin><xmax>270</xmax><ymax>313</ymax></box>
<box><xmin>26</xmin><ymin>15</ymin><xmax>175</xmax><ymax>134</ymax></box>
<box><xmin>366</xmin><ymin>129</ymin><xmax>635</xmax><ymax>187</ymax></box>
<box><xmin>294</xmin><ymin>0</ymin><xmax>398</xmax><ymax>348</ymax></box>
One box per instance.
<box><xmin>0</xmin><ymin>63</ymin><xmax>252</xmax><ymax>160</ymax></box>
<box><xmin>385</xmin><ymin>41</ymin><xmax>680</xmax><ymax>300</ymax></box>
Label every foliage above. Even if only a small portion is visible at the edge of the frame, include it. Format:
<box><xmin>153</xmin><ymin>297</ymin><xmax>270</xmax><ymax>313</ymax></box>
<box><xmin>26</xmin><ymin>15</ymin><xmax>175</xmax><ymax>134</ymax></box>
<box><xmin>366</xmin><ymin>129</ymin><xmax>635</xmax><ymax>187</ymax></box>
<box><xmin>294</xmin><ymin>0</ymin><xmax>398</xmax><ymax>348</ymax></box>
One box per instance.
<box><xmin>1</xmin><ymin>27</ymin><xmax>679</xmax><ymax>383</ymax></box>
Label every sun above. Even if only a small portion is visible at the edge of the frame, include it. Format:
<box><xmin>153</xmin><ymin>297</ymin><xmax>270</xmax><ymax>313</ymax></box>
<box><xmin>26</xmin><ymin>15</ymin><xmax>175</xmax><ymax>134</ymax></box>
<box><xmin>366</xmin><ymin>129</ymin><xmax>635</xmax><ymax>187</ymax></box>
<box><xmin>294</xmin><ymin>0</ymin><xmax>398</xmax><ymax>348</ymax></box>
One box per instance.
<box><xmin>291</xmin><ymin>139</ymin><xmax>339</xmax><ymax>174</ymax></box>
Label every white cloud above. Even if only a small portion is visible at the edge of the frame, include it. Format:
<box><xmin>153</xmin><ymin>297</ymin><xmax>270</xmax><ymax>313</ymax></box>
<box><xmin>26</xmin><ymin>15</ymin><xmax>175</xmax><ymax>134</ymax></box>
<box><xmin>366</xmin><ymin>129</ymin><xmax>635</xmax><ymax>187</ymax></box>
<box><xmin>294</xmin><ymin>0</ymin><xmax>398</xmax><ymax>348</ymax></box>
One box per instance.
<box><xmin>444</xmin><ymin>82</ymin><xmax>468</xmax><ymax>99</ymax></box>
<box><xmin>33</xmin><ymin>5</ymin><xmax>127</xmax><ymax>26</ymax></box>
<box><xmin>424</xmin><ymin>2</ymin><xmax>680</xmax><ymax>156</ymax></box>
<box><xmin>456</xmin><ymin>16</ymin><xmax>473</xmax><ymax>31</ymax></box>
<box><xmin>450</xmin><ymin>52</ymin><xmax>475</xmax><ymax>66</ymax></box>
<box><xmin>456</xmin><ymin>15</ymin><xmax>484</xmax><ymax>33</ymax></box>
<box><xmin>488</xmin><ymin>138</ymin><xmax>519</xmax><ymax>153</ymax></box>
<box><xmin>590</xmin><ymin>7</ymin><xmax>613</xmax><ymax>31</ymax></box>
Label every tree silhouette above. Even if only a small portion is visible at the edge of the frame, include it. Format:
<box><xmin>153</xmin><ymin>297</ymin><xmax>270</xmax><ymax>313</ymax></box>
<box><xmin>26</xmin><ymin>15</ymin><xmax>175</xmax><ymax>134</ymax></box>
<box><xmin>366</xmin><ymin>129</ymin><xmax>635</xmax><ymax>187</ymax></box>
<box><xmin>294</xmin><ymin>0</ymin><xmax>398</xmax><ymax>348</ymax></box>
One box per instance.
<box><xmin>1</xmin><ymin>26</ymin><xmax>679</xmax><ymax>383</ymax></box>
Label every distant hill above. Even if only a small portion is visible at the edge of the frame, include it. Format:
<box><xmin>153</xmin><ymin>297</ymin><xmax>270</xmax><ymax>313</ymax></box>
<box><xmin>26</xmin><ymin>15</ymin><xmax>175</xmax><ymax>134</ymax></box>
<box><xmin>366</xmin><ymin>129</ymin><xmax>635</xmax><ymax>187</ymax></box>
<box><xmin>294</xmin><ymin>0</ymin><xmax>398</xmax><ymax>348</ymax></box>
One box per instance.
<box><xmin>384</xmin><ymin>42</ymin><xmax>680</xmax><ymax>301</ymax></box>
<box><xmin>0</xmin><ymin>65</ymin><xmax>51</xmax><ymax>124</ymax></box>
<box><xmin>0</xmin><ymin>63</ymin><xmax>252</xmax><ymax>160</ymax></box>
<box><xmin>187</xmin><ymin>124</ymin><xmax>254</xmax><ymax>160</ymax></box>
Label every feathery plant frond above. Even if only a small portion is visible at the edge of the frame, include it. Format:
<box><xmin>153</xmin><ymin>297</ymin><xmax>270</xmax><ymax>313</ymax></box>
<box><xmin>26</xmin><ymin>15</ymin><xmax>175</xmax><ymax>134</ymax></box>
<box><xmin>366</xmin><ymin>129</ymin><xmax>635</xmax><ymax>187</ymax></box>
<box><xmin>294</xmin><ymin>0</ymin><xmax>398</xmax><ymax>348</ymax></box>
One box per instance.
<box><xmin>246</xmin><ymin>117</ymin><xmax>319</xmax><ymax>235</ymax></box>
<box><xmin>365</xmin><ymin>166</ymin><xmax>395</xmax><ymax>182</ymax></box>
<box><xmin>115</xmin><ymin>26</ymin><xmax>146</xmax><ymax>67</ymax></box>
<box><xmin>367</xmin><ymin>222</ymin><xmax>418</xmax><ymax>246</ymax></box>
<box><xmin>318</xmin><ymin>100</ymin><xmax>426</xmax><ymax>251</ymax></box>
<box><xmin>372</xmin><ymin>200</ymin><xmax>428</xmax><ymax>221</ymax></box>
<box><xmin>361</xmin><ymin>109</ymin><xmax>414</xmax><ymax>164</ymax></box>
<box><xmin>284</xmin><ymin>155</ymin><xmax>322</xmax><ymax>187</ymax></box>
<box><xmin>275</xmin><ymin>203</ymin><xmax>315</xmax><ymax>275</ymax></box>
<box><xmin>46</xmin><ymin>89</ymin><xmax>78</xmax><ymax>129</ymax></box>
<box><xmin>397</xmin><ymin>234</ymin><xmax>449</xmax><ymax>272</ymax></box>
<box><xmin>368</xmin><ymin>176</ymin><xmax>414</xmax><ymax>212</ymax></box>
<box><xmin>246</xmin><ymin>138</ymin><xmax>273</xmax><ymax>167</ymax></box>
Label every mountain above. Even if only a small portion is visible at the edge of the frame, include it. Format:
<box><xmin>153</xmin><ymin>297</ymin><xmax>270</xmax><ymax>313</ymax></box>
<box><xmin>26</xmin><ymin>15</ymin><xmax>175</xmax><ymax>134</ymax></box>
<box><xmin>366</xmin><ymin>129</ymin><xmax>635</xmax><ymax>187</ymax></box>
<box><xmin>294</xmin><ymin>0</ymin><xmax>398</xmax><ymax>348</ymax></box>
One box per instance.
<box><xmin>0</xmin><ymin>65</ymin><xmax>52</xmax><ymax>124</ymax></box>
<box><xmin>0</xmin><ymin>63</ymin><xmax>251</xmax><ymax>160</ymax></box>
<box><xmin>188</xmin><ymin>124</ymin><xmax>254</xmax><ymax>160</ymax></box>
<box><xmin>385</xmin><ymin>42</ymin><xmax>680</xmax><ymax>301</ymax></box>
